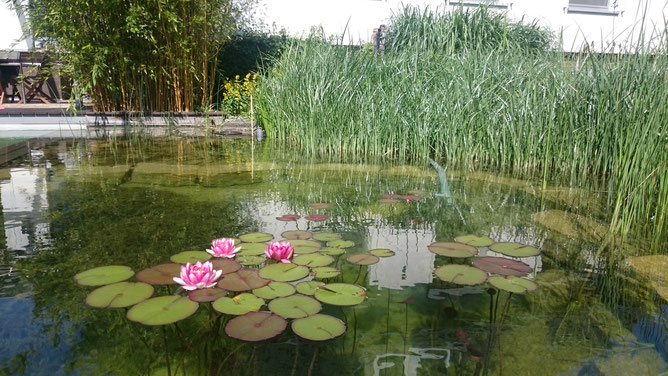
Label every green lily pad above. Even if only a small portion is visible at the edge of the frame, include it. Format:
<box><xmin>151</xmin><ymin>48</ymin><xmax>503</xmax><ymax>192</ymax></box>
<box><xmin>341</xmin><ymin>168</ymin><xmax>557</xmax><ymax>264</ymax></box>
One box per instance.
<box><xmin>218</xmin><ymin>270</ymin><xmax>271</xmax><ymax>292</ymax></box>
<box><xmin>259</xmin><ymin>263</ymin><xmax>310</xmax><ymax>282</ymax></box>
<box><xmin>434</xmin><ymin>265</ymin><xmax>488</xmax><ymax>285</ymax></box>
<box><xmin>238</xmin><ymin>243</ymin><xmax>269</xmax><ymax>256</ymax></box>
<box><xmin>489</xmin><ymin>242</ymin><xmax>540</xmax><ymax>257</ymax></box>
<box><xmin>252</xmin><ymin>281</ymin><xmax>296</xmax><ymax>300</ymax></box>
<box><xmin>312</xmin><ymin>232</ymin><xmax>342</xmax><ymax>242</ymax></box>
<box><xmin>170</xmin><ymin>251</ymin><xmax>212</xmax><ymax>264</ymax></box>
<box><xmin>292</xmin><ymin>314</ymin><xmax>346</xmax><ymax>341</ymax></box>
<box><xmin>454</xmin><ymin>235</ymin><xmax>494</xmax><ymax>247</ymax></box>
<box><xmin>428</xmin><ymin>242</ymin><xmax>478</xmax><ymax>258</ymax></box>
<box><xmin>308</xmin><ymin>203</ymin><xmax>331</xmax><ymax>210</ymax></box>
<box><xmin>488</xmin><ymin>276</ymin><xmax>538</xmax><ymax>294</ymax></box>
<box><xmin>269</xmin><ymin>295</ymin><xmax>322</xmax><ymax>318</ymax></box>
<box><xmin>74</xmin><ymin>265</ymin><xmax>135</xmax><ymax>286</ymax></box>
<box><xmin>314</xmin><ymin>283</ymin><xmax>366</xmax><ymax>306</ymax></box>
<box><xmin>213</xmin><ymin>293</ymin><xmax>265</xmax><ymax>315</ymax></box>
<box><xmin>311</xmin><ymin>267</ymin><xmax>341</xmax><ymax>279</ymax></box>
<box><xmin>472</xmin><ymin>257</ymin><xmax>531</xmax><ymax>276</ymax></box>
<box><xmin>281</xmin><ymin>230</ymin><xmax>312</xmax><ymax>240</ymax></box>
<box><xmin>318</xmin><ymin>247</ymin><xmax>346</xmax><ymax>256</ymax></box>
<box><xmin>293</xmin><ymin>254</ymin><xmax>335</xmax><ymax>267</ymax></box>
<box><xmin>188</xmin><ymin>288</ymin><xmax>228</xmax><ymax>302</ymax></box>
<box><xmin>296</xmin><ymin>281</ymin><xmax>325</xmax><ymax>295</ymax></box>
<box><xmin>225</xmin><ymin>311</ymin><xmax>287</xmax><ymax>342</ymax></box>
<box><xmin>135</xmin><ymin>263</ymin><xmax>181</xmax><ymax>285</ymax></box>
<box><xmin>327</xmin><ymin>240</ymin><xmax>355</xmax><ymax>249</ymax></box>
<box><xmin>347</xmin><ymin>253</ymin><xmax>380</xmax><ymax>265</ymax></box>
<box><xmin>239</xmin><ymin>232</ymin><xmax>274</xmax><ymax>243</ymax></box>
<box><xmin>85</xmin><ymin>282</ymin><xmax>154</xmax><ymax>308</ymax></box>
<box><xmin>370</xmin><ymin>249</ymin><xmax>395</xmax><ymax>257</ymax></box>
<box><xmin>237</xmin><ymin>255</ymin><xmax>266</xmax><ymax>266</ymax></box>
<box><xmin>290</xmin><ymin>239</ymin><xmax>322</xmax><ymax>254</ymax></box>
<box><xmin>127</xmin><ymin>296</ymin><xmax>198</xmax><ymax>326</ymax></box>
<box><xmin>210</xmin><ymin>259</ymin><xmax>242</xmax><ymax>274</ymax></box>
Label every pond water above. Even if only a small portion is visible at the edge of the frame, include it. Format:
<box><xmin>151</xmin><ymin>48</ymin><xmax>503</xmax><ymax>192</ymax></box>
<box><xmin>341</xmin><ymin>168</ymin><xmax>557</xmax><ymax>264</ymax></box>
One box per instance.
<box><xmin>0</xmin><ymin>137</ymin><xmax>666</xmax><ymax>375</ymax></box>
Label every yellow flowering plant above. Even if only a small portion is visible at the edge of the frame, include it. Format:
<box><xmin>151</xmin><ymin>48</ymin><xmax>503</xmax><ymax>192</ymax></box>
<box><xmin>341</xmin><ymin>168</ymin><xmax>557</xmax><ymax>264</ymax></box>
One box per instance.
<box><xmin>220</xmin><ymin>73</ymin><xmax>258</xmax><ymax>117</ymax></box>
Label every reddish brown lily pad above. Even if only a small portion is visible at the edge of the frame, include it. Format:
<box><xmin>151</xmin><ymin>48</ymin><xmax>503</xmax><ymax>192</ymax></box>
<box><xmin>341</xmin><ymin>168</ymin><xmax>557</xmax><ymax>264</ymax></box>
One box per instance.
<box><xmin>347</xmin><ymin>253</ymin><xmax>380</xmax><ymax>266</ymax></box>
<box><xmin>309</xmin><ymin>203</ymin><xmax>331</xmax><ymax>210</ymax></box>
<box><xmin>277</xmin><ymin>214</ymin><xmax>301</xmax><ymax>221</ymax></box>
<box><xmin>281</xmin><ymin>230</ymin><xmax>312</xmax><ymax>240</ymax></box>
<box><xmin>399</xmin><ymin>195</ymin><xmax>421</xmax><ymax>202</ymax></box>
<box><xmin>210</xmin><ymin>259</ymin><xmax>242</xmax><ymax>274</ymax></box>
<box><xmin>472</xmin><ymin>257</ymin><xmax>531</xmax><ymax>276</ymax></box>
<box><xmin>188</xmin><ymin>288</ymin><xmax>228</xmax><ymax>302</ymax></box>
<box><xmin>136</xmin><ymin>263</ymin><xmax>181</xmax><ymax>285</ymax></box>
<box><xmin>428</xmin><ymin>242</ymin><xmax>478</xmax><ymax>258</ymax></box>
<box><xmin>218</xmin><ymin>270</ymin><xmax>271</xmax><ymax>292</ymax></box>
<box><xmin>305</xmin><ymin>214</ymin><xmax>329</xmax><ymax>221</ymax></box>
<box><xmin>224</xmin><ymin>311</ymin><xmax>287</xmax><ymax>342</ymax></box>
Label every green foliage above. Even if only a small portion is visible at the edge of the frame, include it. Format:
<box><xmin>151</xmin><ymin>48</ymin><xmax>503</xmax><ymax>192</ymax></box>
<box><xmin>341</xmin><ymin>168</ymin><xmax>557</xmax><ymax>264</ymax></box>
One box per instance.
<box><xmin>217</xmin><ymin>31</ymin><xmax>291</xmax><ymax>79</ymax></box>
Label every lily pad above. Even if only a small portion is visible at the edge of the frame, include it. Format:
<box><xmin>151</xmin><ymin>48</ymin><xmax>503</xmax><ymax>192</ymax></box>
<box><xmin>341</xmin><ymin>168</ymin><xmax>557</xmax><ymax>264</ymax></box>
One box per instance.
<box><xmin>293</xmin><ymin>254</ymin><xmax>335</xmax><ymax>267</ymax></box>
<box><xmin>312</xmin><ymin>232</ymin><xmax>342</xmax><ymax>242</ymax></box>
<box><xmin>238</xmin><ymin>243</ymin><xmax>269</xmax><ymax>256</ymax></box>
<box><xmin>237</xmin><ymin>255</ymin><xmax>266</xmax><ymax>266</ymax></box>
<box><xmin>292</xmin><ymin>314</ymin><xmax>346</xmax><ymax>341</ymax></box>
<box><xmin>488</xmin><ymin>276</ymin><xmax>538</xmax><ymax>294</ymax></box>
<box><xmin>269</xmin><ymin>295</ymin><xmax>322</xmax><ymax>319</ymax></box>
<box><xmin>290</xmin><ymin>239</ymin><xmax>322</xmax><ymax>254</ymax></box>
<box><xmin>296</xmin><ymin>281</ymin><xmax>325</xmax><ymax>295</ymax></box>
<box><xmin>213</xmin><ymin>293</ymin><xmax>265</xmax><ymax>315</ymax></box>
<box><xmin>327</xmin><ymin>240</ymin><xmax>355</xmax><ymax>249</ymax></box>
<box><xmin>135</xmin><ymin>263</ymin><xmax>181</xmax><ymax>285</ymax></box>
<box><xmin>314</xmin><ymin>283</ymin><xmax>366</xmax><ymax>306</ymax></box>
<box><xmin>428</xmin><ymin>242</ymin><xmax>478</xmax><ymax>258</ymax></box>
<box><xmin>252</xmin><ymin>281</ymin><xmax>296</xmax><ymax>300</ymax></box>
<box><xmin>399</xmin><ymin>195</ymin><xmax>421</xmax><ymax>202</ymax></box>
<box><xmin>74</xmin><ymin>265</ymin><xmax>135</xmax><ymax>286</ymax></box>
<box><xmin>347</xmin><ymin>253</ymin><xmax>380</xmax><ymax>265</ymax></box>
<box><xmin>370</xmin><ymin>249</ymin><xmax>395</xmax><ymax>257</ymax></box>
<box><xmin>311</xmin><ymin>267</ymin><xmax>341</xmax><ymax>279</ymax></box>
<box><xmin>86</xmin><ymin>282</ymin><xmax>154</xmax><ymax>308</ymax></box>
<box><xmin>127</xmin><ymin>296</ymin><xmax>198</xmax><ymax>326</ymax></box>
<box><xmin>225</xmin><ymin>311</ymin><xmax>287</xmax><ymax>342</ymax></box>
<box><xmin>188</xmin><ymin>288</ymin><xmax>228</xmax><ymax>302</ymax></box>
<box><xmin>210</xmin><ymin>259</ymin><xmax>242</xmax><ymax>274</ymax></box>
<box><xmin>259</xmin><ymin>263</ymin><xmax>310</xmax><ymax>282</ymax></box>
<box><xmin>277</xmin><ymin>214</ymin><xmax>301</xmax><ymax>221</ymax></box>
<box><xmin>434</xmin><ymin>265</ymin><xmax>488</xmax><ymax>285</ymax></box>
<box><xmin>218</xmin><ymin>270</ymin><xmax>271</xmax><ymax>291</ymax></box>
<box><xmin>281</xmin><ymin>230</ymin><xmax>313</xmax><ymax>240</ymax></box>
<box><xmin>308</xmin><ymin>203</ymin><xmax>331</xmax><ymax>209</ymax></box>
<box><xmin>170</xmin><ymin>251</ymin><xmax>212</xmax><ymax>264</ymax></box>
<box><xmin>239</xmin><ymin>232</ymin><xmax>274</xmax><ymax>243</ymax></box>
<box><xmin>305</xmin><ymin>214</ymin><xmax>329</xmax><ymax>221</ymax></box>
<box><xmin>489</xmin><ymin>242</ymin><xmax>540</xmax><ymax>257</ymax></box>
<box><xmin>318</xmin><ymin>247</ymin><xmax>346</xmax><ymax>256</ymax></box>
<box><xmin>472</xmin><ymin>257</ymin><xmax>531</xmax><ymax>276</ymax></box>
<box><xmin>454</xmin><ymin>235</ymin><xmax>495</xmax><ymax>247</ymax></box>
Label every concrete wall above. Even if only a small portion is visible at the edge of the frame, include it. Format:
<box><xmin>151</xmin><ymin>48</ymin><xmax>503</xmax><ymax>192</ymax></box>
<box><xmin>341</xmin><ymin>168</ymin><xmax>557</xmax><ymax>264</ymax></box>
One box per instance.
<box><xmin>258</xmin><ymin>0</ymin><xmax>668</xmax><ymax>52</ymax></box>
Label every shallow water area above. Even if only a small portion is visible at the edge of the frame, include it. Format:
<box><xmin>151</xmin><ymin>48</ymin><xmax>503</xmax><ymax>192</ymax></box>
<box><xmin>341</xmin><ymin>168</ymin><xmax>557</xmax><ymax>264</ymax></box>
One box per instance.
<box><xmin>0</xmin><ymin>137</ymin><xmax>666</xmax><ymax>375</ymax></box>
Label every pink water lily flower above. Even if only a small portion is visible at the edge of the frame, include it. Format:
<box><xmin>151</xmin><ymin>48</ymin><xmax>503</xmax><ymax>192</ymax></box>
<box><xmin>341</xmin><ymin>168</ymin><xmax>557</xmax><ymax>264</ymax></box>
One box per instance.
<box><xmin>207</xmin><ymin>238</ymin><xmax>241</xmax><ymax>258</ymax></box>
<box><xmin>173</xmin><ymin>261</ymin><xmax>222</xmax><ymax>291</ymax></box>
<box><xmin>265</xmin><ymin>241</ymin><xmax>294</xmax><ymax>263</ymax></box>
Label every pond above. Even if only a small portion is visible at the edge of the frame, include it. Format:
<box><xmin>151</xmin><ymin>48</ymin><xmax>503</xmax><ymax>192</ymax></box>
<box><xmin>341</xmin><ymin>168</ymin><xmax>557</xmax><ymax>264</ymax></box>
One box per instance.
<box><xmin>0</xmin><ymin>136</ymin><xmax>666</xmax><ymax>375</ymax></box>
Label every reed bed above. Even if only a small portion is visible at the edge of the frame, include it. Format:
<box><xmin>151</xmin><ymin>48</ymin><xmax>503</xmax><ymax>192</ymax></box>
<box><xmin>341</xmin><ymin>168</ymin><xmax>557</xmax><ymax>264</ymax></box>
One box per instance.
<box><xmin>256</xmin><ymin>6</ymin><xmax>667</xmax><ymax>251</ymax></box>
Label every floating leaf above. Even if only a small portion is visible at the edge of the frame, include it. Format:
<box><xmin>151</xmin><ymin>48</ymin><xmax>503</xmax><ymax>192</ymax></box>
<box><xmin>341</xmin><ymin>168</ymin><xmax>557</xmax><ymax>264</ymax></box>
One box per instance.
<box><xmin>127</xmin><ymin>296</ymin><xmax>198</xmax><ymax>326</ymax></box>
<box><xmin>213</xmin><ymin>293</ymin><xmax>264</xmax><ymax>315</ymax></box>
<box><xmin>488</xmin><ymin>276</ymin><xmax>538</xmax><ymax>294</ymax></box>
<box><xmin>454</xmin><ymin>235</ymin><xmax>494</xmax><ymax>247</ymax></box>
<box><xmin>210</xmin><ymin>259</ymin><xmax>242</xmax><ymax>274</ymax></box>
<box><xmin>399</xmin><ymin>195</ymin><xmax>421</xmax><ymax>202</ymax></box>
<box><xmin>292</xmin><ymin>314</ymin><xmax>345</xmax><ymax>341</ymax></box>
<box><xmin>327</xmin><ymin>240</ymin><xmax>355</xmax><ymax>249</ymax></box>
<box><xmin>311</xmin><ymin>267</ymin><xmax>341</xmax><ymax>279</ymax></box>
<box><xmin>269</xmin><ymin>295</ymin><xmax>322</xmax><ymax>319</ymax></box>
<box><xmin>188</xmin><ymin>288</ymin><xmax>228</xmax><ymax>302</ymax></box>
<box><xmin>294</xmin><ymin>254</ymin><xmax>335</xmax><ymax>267</ymax></box>
<box><xmin>224</xmin><ymin>311</ymin><xmax>287</xmax><ymax>342</ymax></box>
<box><xmin>290</xmin><ymin>239</ymin><xmax>321</xmax><ymax>254</ymax></box>
<box><xmin>319</xmin><ymin>247</ymin><xmax>345</xmax><ymax>256</ymax></box>
<box><xmin>218</xmin><ymin>270</ymin><xmax>271</xmax><ymax>291</ymax></box>
<box><xmin>74</xmin><ymin>265</ymin><xmax>135</xmax><ymax>286</ymax></box>
<box><xmin>347</xmin><ymin>253</ymin><xmax>380</xmax><ymax>265</ymax></box>
<box><xmin>314</xmin><ymin>283</ymin><xmax>366</xmax><ymax>306</ymax></box>
<box><xmin>305</xmin><ymin>214</ymin><xmax>328</xmax><ymax>221</ymax></box>
<box><xmin>170</xmin><ymin>251</ymin><xmax>212</xmax><ymax>264</ymax></box>
<box><xmin>370</xmin><ymin>249</ymin><xmax>395</xmax><ymax>257</ymax></box>
<box><xmin>296</xmin><ymin>281</ymin><xmax>325</xmax><ymax>295</ymax></box>
<box><xmin>428</xmin><ymin>242</ymin><xmax>478</xmax><ymax>258</ymax></box>
<box><xmin>434</xmin><ymin>265</ymin><xmax>488</xmax><ymax>285</ymax></box>
<box><xmin>276</xmin><ymin>214</ymin><xmax>300</xmax><ymax>221</ymax></box>
<box><xmin>237</xmin><ymin>255</ymin><xmax>266</xmax><ymax>266</ymax></box>
<box><xmin>472</xmin><ymin>257</ymin><xmax>531</xmax><ymax>276</ymax></box>
<box><xmin>489</xmin><ymin>242</ymin><xmax>540</xmax><ymax>257</ymax></box>
<box><xmin>85</xmin><ymin>282</ymin><xmax>154</xmax><ymax>308</ymax></box>
<box><xmin>259</xmin><ymin>263</ymin><xmax>310</xmax><ymax>282</ymax></box>
<box><xmin>238</xmin><ymin>243</ymin><xmax>268</xmax><ymax>256</ymax></box>
<box><xmin>309</xmin><ymin>203</ymin><xmax>331</xmax><ymax>209</ymax></box>
<box><xmin>252</xmin><ymin>282</ymin><xmax>296</xmax><ymax>300</ymax></box>
<box><xmin>312</xmin><ymin>232</ymin><xmax>342</xmax><ymax>242</ymax></box>
<box><xmin>281</xmin><ymin>230</ymin><xmax>312</xmax><ymax>240</ymax></box>
<box><xmin>239</xmin><ymin>232</ymin><xmax>274</xmax><ymax>243</ymax></box>
<box><xmin>136</xmin><ymin>263</ymin><xmax>180</xmax><ymax>285</ymax></box>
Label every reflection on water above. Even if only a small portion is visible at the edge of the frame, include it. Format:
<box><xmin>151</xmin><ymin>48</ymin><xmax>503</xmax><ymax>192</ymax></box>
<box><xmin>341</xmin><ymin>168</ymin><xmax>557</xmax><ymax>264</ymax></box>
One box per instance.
<box><xmin>0</xmin><ymin>137</ymin><xmax>666</xmax><ymax>375</ymax></box>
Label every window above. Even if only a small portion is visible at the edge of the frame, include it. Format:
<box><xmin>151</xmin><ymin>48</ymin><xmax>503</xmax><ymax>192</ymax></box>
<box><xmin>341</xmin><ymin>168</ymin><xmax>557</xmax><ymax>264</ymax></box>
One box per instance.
<box><xmin>567</xmin><ymin>0</ymin><xmax>619</xmax><ymax>16</ymax></box>
<box><xmin>449</xmin><ymin>0</ymin><xmax>510</xmax><ymax>10</ymax></box>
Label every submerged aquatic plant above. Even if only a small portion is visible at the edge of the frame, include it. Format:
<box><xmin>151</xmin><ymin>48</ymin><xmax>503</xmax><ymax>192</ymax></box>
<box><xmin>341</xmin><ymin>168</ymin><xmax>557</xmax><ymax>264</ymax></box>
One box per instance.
<box><xmin>207</xmin><ymin>238</ymin><xmax>241</xmax><ymax>258</ymax></box>
<box><xmin>173</xmin><ymin>261</ymin><xmax>223</xmax><ymax>291</ymax></box>
<box><xmin>265</xmin><ymin>241</ymin><xmax>295</xmax><ymax>263</ymax></box>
